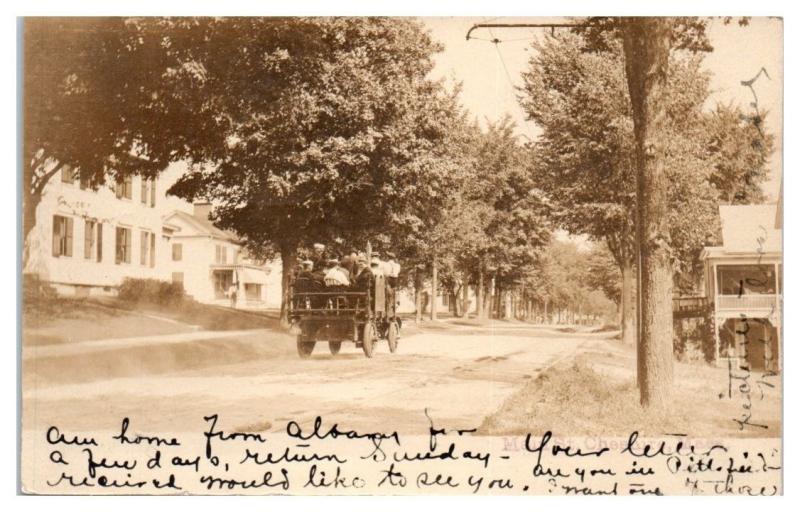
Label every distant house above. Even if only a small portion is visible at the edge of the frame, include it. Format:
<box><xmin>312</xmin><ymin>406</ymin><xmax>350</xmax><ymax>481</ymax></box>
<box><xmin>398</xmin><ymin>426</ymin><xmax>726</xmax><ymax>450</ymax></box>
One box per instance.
<box><xmin>700</xmin><ymin>203</ymin><xmax>782</xmax><ymax>372</ymax></box>
<box><xmin>163</xmin><ymin>203</ymin><xmax>281</xmax><ymax>309</ymax></box>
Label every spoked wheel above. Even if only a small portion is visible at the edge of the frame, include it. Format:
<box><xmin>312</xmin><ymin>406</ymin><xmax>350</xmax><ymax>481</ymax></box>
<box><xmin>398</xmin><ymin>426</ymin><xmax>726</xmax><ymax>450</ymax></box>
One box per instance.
<box><xmin>297</xmin><ymin>336</ymin><xmax>315</xmax><ymax>359</ymax></box>
<box><xmin>362</xmin><ymin>322</ymin><xmax>375</xmax><ymax>358</ymax></box>
<box><xmin>387</xmin><ymin>321</ymin><xmax>399</xmax><ymax>353</ymax></box>
<box><xmin>329</xmin><ymin>341</ymin><xmax>342</xmax><ymax>355</ymax></box>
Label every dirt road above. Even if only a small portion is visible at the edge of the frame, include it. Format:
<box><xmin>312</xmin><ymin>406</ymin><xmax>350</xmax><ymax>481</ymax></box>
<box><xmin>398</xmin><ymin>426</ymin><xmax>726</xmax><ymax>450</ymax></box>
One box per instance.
<box><xmin>22</xmin><ymin>323</ymin><xmax>604</xmax><ymax>437</ymax></box>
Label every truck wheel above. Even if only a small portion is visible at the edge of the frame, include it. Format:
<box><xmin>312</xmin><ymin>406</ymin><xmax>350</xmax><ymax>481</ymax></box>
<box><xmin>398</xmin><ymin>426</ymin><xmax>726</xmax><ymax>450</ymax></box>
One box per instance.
<box><xmin>297</xmin><ymin>337</ymin><xmax>315</xmax><ymax>359</ymax></box>
<box><xmin>329</xmin><ymin>341</ymin><xmax>342</xmax><ymax>355</ymax></box>
<box><xmin>387</xmin><ymin>321</ymin><xmax>399</xmax><ymax>353</ymax></box>
<box><xmin>362</xmin><ymin>322</ymin><xmax>375</xmax><ymax>358</ymax></box>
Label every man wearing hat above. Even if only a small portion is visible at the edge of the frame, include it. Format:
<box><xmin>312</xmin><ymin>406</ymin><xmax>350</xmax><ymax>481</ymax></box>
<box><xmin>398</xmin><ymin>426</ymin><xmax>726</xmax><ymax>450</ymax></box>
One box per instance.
<box><xmin>353</xmin><ymin>254</ymin><xmax>372</xmax><ymax>290</ymax></box>
<box><xmin>340</xmin><ymin>248</ymin><xmax>359</xmax><ymax>278</ymax></box>
<box><xmin>310</xmin><ymin>243</ymin><xmax>327</xmax><ymax>272</ymax></box>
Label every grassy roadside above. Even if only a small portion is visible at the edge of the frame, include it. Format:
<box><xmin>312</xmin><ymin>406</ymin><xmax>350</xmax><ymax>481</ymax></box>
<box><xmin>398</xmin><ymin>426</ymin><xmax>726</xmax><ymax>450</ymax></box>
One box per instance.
<box><xmin>23</xmin><ymin>295</ymin><xmax>280</xmax><ymax>345</ymax></box>
<box><xmin>479</xmin><ymin>339</ymin><xmax>781</xmax><ymax>438</ymax></box>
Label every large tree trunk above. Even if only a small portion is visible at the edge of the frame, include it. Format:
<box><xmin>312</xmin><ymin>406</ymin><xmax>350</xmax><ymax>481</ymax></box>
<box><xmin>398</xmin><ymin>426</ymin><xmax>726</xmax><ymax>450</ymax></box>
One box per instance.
<box><xmin>23</xmin><ymin>186</ymin><xmax>40</xmax><ymax>269</ymax></box>
<box><xmin>279</xmin><ymin>243</ymin><xmax>298</xmax><ymax>328</ymax></box>
<box><xmin>483</xmin><ymin>279</ymin><xmax>492</xmax><ymax>319</ymax></box>
<box><xmin>476</xmin><ymin>269</ymin><xmax>484</xmax><ymax>319</ymax></box>
<box><xmin>622</xmin><ymin>17</ymin><xmax>675</xmax><ymax>409</ymax></box>
<box><xmin>23</xmin><ymin>157</ymin><xmax>64</xmax><ymax>269</ymax></box>
<box><xmin>621</xmin><ymin>260</ymin><xmax>637</xmax><ymax>345</ymax></box>
<box><xmin>430</xmin><ymin>258</ymin><xmax>438</xmax><ymax>321</ymax></box>
<box><xmin>414</xmin><ymin>267</ymin><xmax>424</xmax><ymax>324</ymax></box>
<box><xmin>460</xmin><ymin>274</ymin><xmax>469</xmax><ymax>318</ymax></box>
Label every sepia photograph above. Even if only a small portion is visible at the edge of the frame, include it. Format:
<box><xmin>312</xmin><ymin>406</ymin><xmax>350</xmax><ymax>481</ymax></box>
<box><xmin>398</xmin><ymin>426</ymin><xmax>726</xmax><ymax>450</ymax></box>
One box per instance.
<box><xmin>18</xmin><ymin>12</ymin><xmax>783</xmax><ymax>497</ymax></box>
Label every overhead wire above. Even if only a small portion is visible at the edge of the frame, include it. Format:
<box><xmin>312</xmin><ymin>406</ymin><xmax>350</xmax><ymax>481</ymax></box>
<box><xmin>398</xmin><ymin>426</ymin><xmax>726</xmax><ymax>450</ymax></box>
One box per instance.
<box><xmin>486</xmin><ymin>25</ymin><xmax>537</xmax><ymax>141</ymax></box>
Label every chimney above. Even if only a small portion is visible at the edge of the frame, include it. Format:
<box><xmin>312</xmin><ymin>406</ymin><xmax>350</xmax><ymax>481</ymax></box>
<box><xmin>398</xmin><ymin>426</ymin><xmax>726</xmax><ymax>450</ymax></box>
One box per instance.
<box><xmin>193</xmin><ymin>201</ymin><xmax>212</xmax><ymax>221</ymax></box>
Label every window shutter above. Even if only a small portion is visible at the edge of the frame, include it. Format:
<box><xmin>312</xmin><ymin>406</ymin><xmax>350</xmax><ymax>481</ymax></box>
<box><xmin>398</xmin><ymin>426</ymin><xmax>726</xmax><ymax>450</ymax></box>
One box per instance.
<box><xmin>52</xmin><ymin>216</ymin><xmax>61</xmax><ymax>257</ymax></box>
<box><xmin>141</xmin><ymin>178</ymin><xmax>147</xmax><ymax>204</ymax></box>
<box><xmin>125</xmin><ymin>229</ymin><xmax>131</xmax><ymax>263</ymax></box>
<box><xmin>65</xmin><ymin>217</ymin><xmax>73</xmax><ymax>257</ymax></box>
<box><xmin>97</xmin><ymin>223</ymin><xmax>103</xmax><ymax>262</ymax></box>
<box><xmin>150</xmin><ymin>233</ymin><xmax>156</xmax><ymax>268</ymax></box>
<box><xmin>115</xmin><ymin>180</ymin><xmax>123</xmax><ymax>199</ymax></box>
<box><xmin>115</xmin><ymin>227</ymin><xmax>122</xmax><ymax>264</ymax></box>
<box><xmin>150</xmin><ymin>179</ymin><xmax>156</xmax><ymax>207</ymax></box>
<box><xmin>84</xmin><ymin>220</ymin><xmax>92</xmax><ymax>259</ymax></box>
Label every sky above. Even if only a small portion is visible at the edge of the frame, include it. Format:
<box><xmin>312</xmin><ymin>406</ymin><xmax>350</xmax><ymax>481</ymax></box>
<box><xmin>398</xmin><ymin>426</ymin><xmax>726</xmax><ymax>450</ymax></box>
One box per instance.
<box><xmin>421</xmin><ymin>17</ymin><xmax>783</xmax><ymax>201</ymax></box>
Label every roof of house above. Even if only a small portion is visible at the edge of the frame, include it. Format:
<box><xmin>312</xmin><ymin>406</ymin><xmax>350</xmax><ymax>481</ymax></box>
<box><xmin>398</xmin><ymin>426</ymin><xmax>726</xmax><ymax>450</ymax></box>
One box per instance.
<box><xmin>704</xmin><ymin>204</ymin><xmax>782</xmax><ymax>258</ymax></box>
<box><xmin>164</xmin><ymin>210</ymin><xmax>240</xmax><ymax>244</ymax></box>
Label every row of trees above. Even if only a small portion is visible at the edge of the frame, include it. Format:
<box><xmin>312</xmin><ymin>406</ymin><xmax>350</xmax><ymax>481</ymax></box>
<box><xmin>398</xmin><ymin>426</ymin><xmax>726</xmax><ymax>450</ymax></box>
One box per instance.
<box><xmin>24</xmin><ymin>17</ymin><xmax>773</xmax><ymax>407</ymax></box>
<box><xmin>519</xmin><ymin>28</ymin><xmax>772</xmax><ymax>346</ymax></box>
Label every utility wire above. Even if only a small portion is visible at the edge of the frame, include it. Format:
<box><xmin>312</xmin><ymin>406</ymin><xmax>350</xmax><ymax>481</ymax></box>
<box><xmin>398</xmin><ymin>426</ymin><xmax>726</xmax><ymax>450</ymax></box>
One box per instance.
<box><xmin>487</xmin><ymin>26</ymin><xmax>536</xmax><ymax>141</ymax></box>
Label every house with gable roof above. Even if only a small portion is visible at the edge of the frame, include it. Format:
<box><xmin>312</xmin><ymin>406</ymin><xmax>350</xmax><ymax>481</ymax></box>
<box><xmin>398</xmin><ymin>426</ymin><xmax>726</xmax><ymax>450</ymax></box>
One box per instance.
<box><xmin>698</xmin><ymin>203</ymin><xmax>782</xmax><ymax>372</ymax></box>
<box><xmin>163</xmin><ymin>202</ymin><xmax>281</xmax><ymax>309</ymax></box>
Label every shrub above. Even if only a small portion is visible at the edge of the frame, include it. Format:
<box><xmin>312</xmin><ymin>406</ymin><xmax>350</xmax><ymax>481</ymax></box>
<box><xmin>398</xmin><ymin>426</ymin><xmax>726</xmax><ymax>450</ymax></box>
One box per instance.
<box><xmin>674</xmin><ymin>317</ymin><xmax>714</xmax><ymax>364</ymax></box>
<box><xmin>118</xmin><ymin>278</ymin><xmax>185</xmax><ymax>306</ymax></box>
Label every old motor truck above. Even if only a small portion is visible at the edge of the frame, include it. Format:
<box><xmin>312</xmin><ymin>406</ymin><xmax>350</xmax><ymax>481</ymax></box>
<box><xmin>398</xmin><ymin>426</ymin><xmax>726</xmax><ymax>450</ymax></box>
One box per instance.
<box><xmin>288</xmin><ymin>258</ymin><xmax>401</xmax><ymax>359</ymax></box>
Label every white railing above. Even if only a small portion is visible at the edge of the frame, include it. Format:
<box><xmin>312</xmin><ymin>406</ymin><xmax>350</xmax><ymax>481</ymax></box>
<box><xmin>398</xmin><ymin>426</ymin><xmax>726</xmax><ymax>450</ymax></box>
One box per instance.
<box><xmin>717</xmin><ymin>294</ymin><xmax>780</xmax><ymax>311</ymax></box>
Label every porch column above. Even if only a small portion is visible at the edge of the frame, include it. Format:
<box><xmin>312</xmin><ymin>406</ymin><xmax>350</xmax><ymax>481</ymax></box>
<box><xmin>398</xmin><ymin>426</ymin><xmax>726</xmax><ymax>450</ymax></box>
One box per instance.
<box><xmin>774</xmin><ymin>261</ymin><xmax>781</xmax><ymax>372</ymax></box>
<box><xmin>713</xmin><ymin>314</ymin><xmax>721</xmax><ymax>367</ymax></box>
<box><xmin>712</xmin><ymin>262</ymin><xmax>720</xmax><ymax>366</ymax></box>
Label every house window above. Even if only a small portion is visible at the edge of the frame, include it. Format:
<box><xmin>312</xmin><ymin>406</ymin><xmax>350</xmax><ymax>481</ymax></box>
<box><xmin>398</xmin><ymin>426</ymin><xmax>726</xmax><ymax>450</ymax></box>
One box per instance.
<box><xmin>141</xmin><ymin>178</ymin><xmax>148</xmax><ymax>205</ymax></box>
<box><xmin>84</xmin><ymin>219</ymin><xmax>97</xmax><ymax>259</ymax></box>
<box><xmin>172</xmin><ymin>272</ymin><xmax>184</xmax><ymax>285</ymax></box>
<box><xmin>139</xmin><ymin>178</ymin><xmax>157</xmax><ymax>207</ymax></box>
<box><xmin>172</xmin><ymin>243</ymin><xmax>183</xmax><ymax>261</ymax></box>
<box><xmin>245</xmin><ymin>283</ymin><xmax>262</xmax><ymax>301</ymax></box>
<box><xmin>52</xmin><ymin>215</ymin><xmax>73</xmax><ymax>257</ymax></box>
<box><xmin>115</xmin><ymin>176</ymin><xmax>133</xmax><ymax>200</ymax></box>
<box><xmin>60</xmin><ymin>166</ymin><xmax>75</xmax><ymax>184</ymax></box>
<box><xmin>115</xmin><ymin>226</ymin><xmax>131</xmax><ymax>264</ymax></box>
<box><xmin>79</xmin><ymin>171</ymin><xmax>90</xmax><ymax>190</ymax></box>
<box><xmin>716</xmin><ymin>265</ymin><xmax>776</xmax><ymax>295</ymax></box>
<box><xmin>140</xmin><ymin>230</ymin><xmax>152</xmax><ymax>266</ymax></box>
<box><xmin>215</xmin><ymin>245</ymin><xmax>227</xmax><ymax>264</ymax></box>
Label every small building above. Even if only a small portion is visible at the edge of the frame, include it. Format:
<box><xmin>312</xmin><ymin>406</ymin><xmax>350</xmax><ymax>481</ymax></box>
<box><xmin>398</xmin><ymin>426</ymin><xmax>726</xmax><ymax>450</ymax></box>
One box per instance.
<box><xmin>163</xmin><ymin>203</ymin><xmax>281</xmax><ymax>309</ymax></box>
<box><xmin>700</xmin><ymin>203</ymin><xmax>782</xmax><ymax>372</ymax></box>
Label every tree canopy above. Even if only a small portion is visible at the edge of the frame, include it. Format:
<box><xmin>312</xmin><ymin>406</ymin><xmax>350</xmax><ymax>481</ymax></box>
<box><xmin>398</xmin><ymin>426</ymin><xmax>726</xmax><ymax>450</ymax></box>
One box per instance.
<box><xmin>23</xmin><ymin>18</ymin><xmax>217</xmax><ymax>242</ymax></box>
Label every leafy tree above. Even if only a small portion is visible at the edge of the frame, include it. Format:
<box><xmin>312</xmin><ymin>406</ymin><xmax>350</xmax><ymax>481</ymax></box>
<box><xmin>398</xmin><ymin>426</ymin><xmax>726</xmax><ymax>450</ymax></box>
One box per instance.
<box><xmin>466</xmin><ymin>117</ymin><xmax>552</xmax><ymax>318</ymax></box>
<box><xmin>521</xmin><ymin>30</ymin><xmax>719</xmax><ymax>347</ymax></box>
<box><xmin>23</xmin><ymin>17</ymin><xmax>216</xmax><ymax>264</ymax></box>
<box><xmin>167</xmin><ymin>18</ymin><xmax>463</xmax><ymax>324</ymax></box>
<box><xmin>705</xmin><ymin>103</ymin><xmax>774</xmax><ymax>204</ymax></box>
<box><xmin>585</xmin><ymin>243</ymin><xmax>622</xmax><ymax>307</ymax></box>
